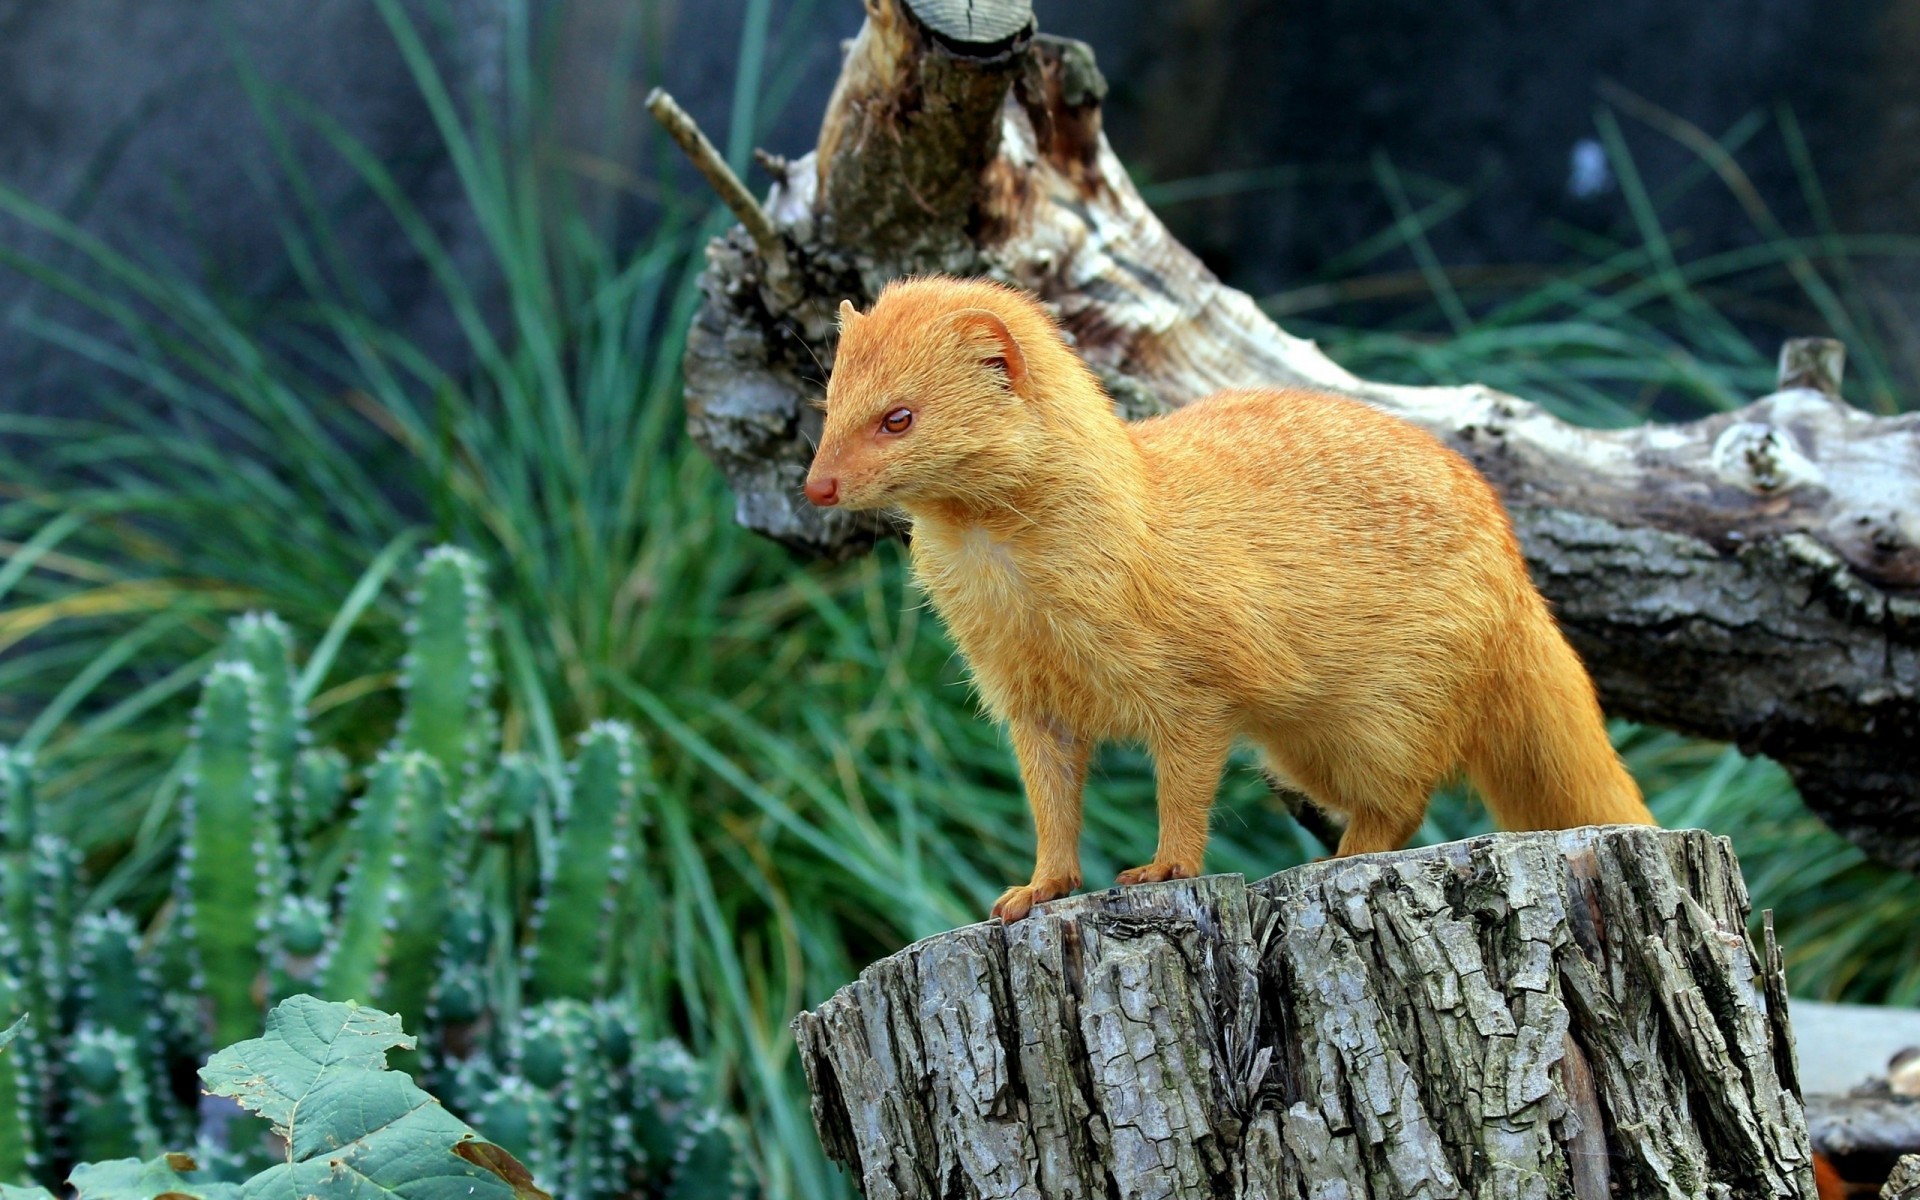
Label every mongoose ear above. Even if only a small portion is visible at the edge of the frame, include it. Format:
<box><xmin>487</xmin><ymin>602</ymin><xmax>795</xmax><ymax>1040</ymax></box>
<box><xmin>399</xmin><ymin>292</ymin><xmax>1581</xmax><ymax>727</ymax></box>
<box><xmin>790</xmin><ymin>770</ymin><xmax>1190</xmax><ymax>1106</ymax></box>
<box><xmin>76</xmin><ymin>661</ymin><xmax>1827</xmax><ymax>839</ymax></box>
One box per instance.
<box><xmin>949</xmin><ymin>308</ymin><xmax>1028</xmax><ymax>388</ymax></box>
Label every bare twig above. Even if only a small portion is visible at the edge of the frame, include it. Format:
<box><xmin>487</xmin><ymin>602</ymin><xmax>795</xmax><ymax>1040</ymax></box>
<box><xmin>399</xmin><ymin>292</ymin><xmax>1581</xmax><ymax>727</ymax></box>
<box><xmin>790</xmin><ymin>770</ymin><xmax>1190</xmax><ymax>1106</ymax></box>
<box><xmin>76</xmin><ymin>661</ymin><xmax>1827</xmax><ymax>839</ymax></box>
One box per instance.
<box><xmin>644</xmin><ymin>87</ymin><xmax>783</xmax><ymax>262</ymax></box>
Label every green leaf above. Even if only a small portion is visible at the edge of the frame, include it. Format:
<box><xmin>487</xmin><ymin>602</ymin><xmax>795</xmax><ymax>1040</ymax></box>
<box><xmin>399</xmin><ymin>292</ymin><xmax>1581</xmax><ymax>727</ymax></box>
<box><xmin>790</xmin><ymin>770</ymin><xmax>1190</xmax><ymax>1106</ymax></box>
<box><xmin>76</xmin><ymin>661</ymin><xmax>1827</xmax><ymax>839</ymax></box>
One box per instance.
<box><xmin>67</xmin><ymin>1153</ymin><xmax>243</xmax><ymax>1200</ymax></box>
<box><xmin>0</xmin><ymin>1012</ymin><xmax>22</xmax><ymax>1053</ymax></box>
<box><xmin>201</xmin><ymin>996</ymin><xmax>549</xmax><ymax>1200</ymax></box>
<box><xmin>200</xmin><ymin>995</ymin><xmax>411</xmax><ymax>1128</ymax></box>
<box><xmin>0</xmin><ymin>1185</ymin><xmax>57</xmax><ymax>1200</ymax></box>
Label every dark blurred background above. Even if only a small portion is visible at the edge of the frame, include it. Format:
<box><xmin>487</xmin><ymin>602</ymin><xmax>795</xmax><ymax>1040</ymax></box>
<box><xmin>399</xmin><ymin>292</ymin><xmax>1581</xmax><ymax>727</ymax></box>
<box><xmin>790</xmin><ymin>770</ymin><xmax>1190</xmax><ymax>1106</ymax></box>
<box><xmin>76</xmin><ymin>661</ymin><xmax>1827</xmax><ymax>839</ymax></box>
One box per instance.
<box><xmin>5</xmin><ymin>0</ymin><xmax>1916</xmax><ymax>413</ymax></box>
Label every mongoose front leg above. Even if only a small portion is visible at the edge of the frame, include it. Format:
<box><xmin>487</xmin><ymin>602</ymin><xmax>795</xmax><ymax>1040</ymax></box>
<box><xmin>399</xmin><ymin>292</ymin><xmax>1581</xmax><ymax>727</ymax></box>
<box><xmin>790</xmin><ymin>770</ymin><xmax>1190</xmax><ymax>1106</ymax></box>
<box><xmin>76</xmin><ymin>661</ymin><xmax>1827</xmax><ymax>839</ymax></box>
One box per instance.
<box><xmin>992</xmin><ymin>715</ymin><xmax>1090</xmax><ymax>922</ymax></box>
<box><xmin>1118</xmin><ymin>724</ymin><xmax>1233</xmax><ymax>884</ymax></box>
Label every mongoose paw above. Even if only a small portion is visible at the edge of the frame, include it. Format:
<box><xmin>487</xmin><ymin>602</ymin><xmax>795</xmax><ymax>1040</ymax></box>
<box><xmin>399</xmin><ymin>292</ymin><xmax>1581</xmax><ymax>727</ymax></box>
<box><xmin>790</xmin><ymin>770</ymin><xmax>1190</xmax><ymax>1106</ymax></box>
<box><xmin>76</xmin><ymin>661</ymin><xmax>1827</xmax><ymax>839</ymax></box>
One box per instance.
<box><xmin>1115</xmin><ymin>861</ymin><xmax>1196</xmax><ymax>886</ymax></box>
<box><xmin>991</xmin><ymin>875</ymin><xmax>1077</xmax><ymax>923</ymax></box>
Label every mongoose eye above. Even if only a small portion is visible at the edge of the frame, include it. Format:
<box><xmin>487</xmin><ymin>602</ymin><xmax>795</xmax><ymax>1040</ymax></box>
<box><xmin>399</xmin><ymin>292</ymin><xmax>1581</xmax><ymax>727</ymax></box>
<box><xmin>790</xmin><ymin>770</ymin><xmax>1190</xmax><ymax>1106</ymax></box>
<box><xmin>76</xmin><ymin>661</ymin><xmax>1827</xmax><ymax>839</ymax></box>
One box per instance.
<box><xmin>881</xmin><ymin>407</ymin><xmax>914</xmax><ymax>435</ymax></box>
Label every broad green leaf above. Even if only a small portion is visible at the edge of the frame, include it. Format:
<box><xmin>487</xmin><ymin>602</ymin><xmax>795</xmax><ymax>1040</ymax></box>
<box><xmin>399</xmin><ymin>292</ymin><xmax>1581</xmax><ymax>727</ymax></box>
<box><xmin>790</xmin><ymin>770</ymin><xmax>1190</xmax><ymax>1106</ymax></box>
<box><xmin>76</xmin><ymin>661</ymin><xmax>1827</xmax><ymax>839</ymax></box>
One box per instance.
<box><xmin>199</xmin><ymin>994</ymin><xmax>409</xmax><ymax>1128</ymax></box>
<box><xmin>68</xmin><ymin>1153</ymin><xmax>242</xmax><ymax>1200</ymax></box>
<box><xmin>201</xmin><ymin>996</ymin><xmax>549</xmax><ymax>1200</ymax></box>
<box><xmin>0</xmin><ymin>1186</ymin><xmax>57</xmax><ymax>1200</ymax></box>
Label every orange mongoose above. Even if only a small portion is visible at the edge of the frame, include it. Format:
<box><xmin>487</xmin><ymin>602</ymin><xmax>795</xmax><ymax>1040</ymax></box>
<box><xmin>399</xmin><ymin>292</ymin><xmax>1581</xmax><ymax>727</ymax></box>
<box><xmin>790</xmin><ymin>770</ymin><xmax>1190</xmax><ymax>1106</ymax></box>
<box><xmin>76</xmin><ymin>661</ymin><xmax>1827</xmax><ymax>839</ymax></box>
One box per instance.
<box><xmin>804</xmin><ymin>276</ymin><xmax>1654</xmax><ymax>921</ymax></box>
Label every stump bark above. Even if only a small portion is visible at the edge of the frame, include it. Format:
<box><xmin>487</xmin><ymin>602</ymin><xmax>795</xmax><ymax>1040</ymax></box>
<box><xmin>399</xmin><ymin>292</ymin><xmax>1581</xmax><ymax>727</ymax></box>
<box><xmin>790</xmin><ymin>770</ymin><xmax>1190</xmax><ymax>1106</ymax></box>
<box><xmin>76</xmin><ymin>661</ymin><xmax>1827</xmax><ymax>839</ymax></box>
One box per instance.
<box><xmin>657</xmin><ymin>0</ymin><xmax>1920</xmax><ymax>870</ymax></box>
<box><xmin>792</xmin><ymin>827</ymin><xmax>1817</xmax><ymax>1198</ymax></box>
<box><xmin>1885</xmin><ymin>1155</ymin><xmax>1920</xmax><ymax>1199</ymax></box>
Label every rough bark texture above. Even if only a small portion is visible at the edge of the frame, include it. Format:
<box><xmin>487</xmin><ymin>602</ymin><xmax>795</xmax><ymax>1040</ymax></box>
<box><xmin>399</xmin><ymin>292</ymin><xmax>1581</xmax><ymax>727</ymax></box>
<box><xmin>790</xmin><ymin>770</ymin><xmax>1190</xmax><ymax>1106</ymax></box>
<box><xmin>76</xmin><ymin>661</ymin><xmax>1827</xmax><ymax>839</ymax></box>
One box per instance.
<box><xmin>792</xmin><ymin>826</ymin><xmax>1817</xmax><ymax>1199</ymax></box>
<box><xmin>673</xmin><ymin>0</ymin><xmax>1920</xmax><ymax>870</ymax></box>
<box><xmin>1886</xmin><ymin>1155</ymin><xmax>1920</xmax><ymax>1199</ymax></box>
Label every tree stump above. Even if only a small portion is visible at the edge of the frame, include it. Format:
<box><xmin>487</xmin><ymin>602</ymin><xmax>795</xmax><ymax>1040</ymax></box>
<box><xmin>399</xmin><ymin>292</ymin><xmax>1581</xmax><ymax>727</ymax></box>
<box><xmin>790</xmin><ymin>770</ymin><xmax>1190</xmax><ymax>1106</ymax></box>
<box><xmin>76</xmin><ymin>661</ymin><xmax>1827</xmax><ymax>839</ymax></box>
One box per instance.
<box><xmin>792</xmin><ymin>827</ymin><xmax>1817</xmax><ymax>1198</ymax></box>
<box><xmin>1885</xmin><ymin>1155</ymin><xmax>1920</xmax><ymax>1199</ymax></box>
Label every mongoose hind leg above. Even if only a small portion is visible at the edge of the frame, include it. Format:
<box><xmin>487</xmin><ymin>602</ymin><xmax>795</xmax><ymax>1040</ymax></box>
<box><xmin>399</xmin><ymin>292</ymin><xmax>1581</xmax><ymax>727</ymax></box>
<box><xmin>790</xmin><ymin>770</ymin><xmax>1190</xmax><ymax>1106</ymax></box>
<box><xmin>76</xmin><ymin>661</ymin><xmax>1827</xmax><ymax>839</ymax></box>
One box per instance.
<box><xmin>1256</xmin><ymin>734</ymin><xmax>1432</xmax><ymax>858</ymax></box>
<box><xmin>1331</xmin><ymin>797</ymin><xmax>1428</xmax><ymax>857</ymax></box>
<box><xmin>1117</xmin><ymin>723</ymin><xmax>1233</xmax><ymax>886</ymax></box>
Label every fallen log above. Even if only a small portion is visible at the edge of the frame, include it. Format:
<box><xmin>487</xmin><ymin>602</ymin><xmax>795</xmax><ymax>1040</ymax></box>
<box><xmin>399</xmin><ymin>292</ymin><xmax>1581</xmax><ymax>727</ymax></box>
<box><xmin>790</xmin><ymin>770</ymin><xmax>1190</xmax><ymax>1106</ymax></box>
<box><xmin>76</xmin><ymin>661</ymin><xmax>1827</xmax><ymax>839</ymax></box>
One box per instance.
<box><xmin>792</xmin><ymin>826</ymin><xmax>1817</xmax><ymax>1198</ymax></box>
<box><xmin>658</xmin><ymin>0</ymin><xmax>1920</xmax><ymax>870</ymax></box>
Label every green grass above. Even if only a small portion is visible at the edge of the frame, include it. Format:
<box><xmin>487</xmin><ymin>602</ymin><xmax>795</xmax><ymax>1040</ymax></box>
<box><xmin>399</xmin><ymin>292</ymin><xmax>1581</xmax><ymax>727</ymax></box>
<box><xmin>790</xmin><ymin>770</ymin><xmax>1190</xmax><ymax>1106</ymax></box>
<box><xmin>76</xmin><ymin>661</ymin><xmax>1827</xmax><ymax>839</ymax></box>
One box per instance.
<box><xmin>2</xmin><ymin>7</ymin><xmax>1918</xmax><ymax>1197</ymax></box>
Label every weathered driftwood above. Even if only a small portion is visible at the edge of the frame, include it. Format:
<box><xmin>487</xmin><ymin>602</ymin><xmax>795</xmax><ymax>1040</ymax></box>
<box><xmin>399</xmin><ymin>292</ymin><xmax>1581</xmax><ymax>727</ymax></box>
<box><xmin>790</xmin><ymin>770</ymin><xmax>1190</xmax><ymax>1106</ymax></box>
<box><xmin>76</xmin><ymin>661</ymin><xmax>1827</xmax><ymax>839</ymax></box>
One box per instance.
<box><xmin>663</xmin><ymin>0</ymin><xmax>1920</xmax><ymax>870</ymax></box>
<box><xmin>792</xmin><ymin>826</ymin><xmax>1817</xmax><ymax>1198</ymax></box>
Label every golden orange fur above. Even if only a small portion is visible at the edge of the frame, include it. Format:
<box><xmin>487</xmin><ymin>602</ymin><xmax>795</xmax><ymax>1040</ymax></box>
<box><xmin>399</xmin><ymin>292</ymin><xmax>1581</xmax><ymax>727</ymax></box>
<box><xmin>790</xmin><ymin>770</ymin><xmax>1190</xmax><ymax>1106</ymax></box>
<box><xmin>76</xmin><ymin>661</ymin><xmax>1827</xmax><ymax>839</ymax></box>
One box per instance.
<box><xmin>806</xmin><ymin>276</ymin><xmax>1654</xmax><ymax>921</ymax></box>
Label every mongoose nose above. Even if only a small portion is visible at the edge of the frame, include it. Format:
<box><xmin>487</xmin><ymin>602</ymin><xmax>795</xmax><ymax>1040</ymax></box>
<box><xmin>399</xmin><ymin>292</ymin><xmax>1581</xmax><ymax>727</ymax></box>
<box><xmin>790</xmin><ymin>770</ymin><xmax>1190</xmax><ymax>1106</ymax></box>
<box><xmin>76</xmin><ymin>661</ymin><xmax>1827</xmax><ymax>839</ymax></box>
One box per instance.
<box><xmin>805</xmin><ymin>476</ymin><xmax>840</xmax><ymax>507</ymax></box>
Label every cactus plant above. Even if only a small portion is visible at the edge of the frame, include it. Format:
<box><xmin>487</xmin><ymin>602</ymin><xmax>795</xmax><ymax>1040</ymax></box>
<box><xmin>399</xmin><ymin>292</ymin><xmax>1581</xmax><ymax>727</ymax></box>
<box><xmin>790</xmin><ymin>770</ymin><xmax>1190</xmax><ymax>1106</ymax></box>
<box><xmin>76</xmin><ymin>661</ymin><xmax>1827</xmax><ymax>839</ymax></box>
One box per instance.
<box><xmin>628</xmin><ymin>1040</ymin><xmax>756</xmax><ymax>1200</ymax></box>
<box><xmin>472</xmin><ymin>1074</ymin><xmax>564</xmax><ymax>1181</ymax></box>
<box><xmin>484</xmin><ymin>754</ymin><xmax>546</xmax><ymax>839</ymax></box>
<box><xmin>64</xmin><ymin>1025</ymin><xmax>165</xmax><ymax>1165</ymax></box>
<box><xmin>73</xmin><ymin>910</ymin><xmax>162</xmax><ymax>1046</ymax></box>
<box><xmin>0</xmin><ymin>747</ymin><xmax>47</xmax><ymax>1184</ymax></box>
<box><xmin>0</xmin><ymin>745</ymin><xmax>33</xmax><ymax>941</ymax></box>
<box><xmin>1</xmin><ymin>969</ymin><xmax>34</xmax><ymax>1184</ymax></box>
<box><xmin>518</xmin><ymin>1000</ymin><xmax>614</xmax><ymax>1200</ymax></box>
<box><xmin>0</xmin><ymin>548</ymin><xmax>755</xmax><ymax>1199</ymax></box>
<box><xmin>318</xmin><ymin>750</ymin><xmax>442</xmax><ymax>1008</ymax></box>
<box><xmin>399</xmin><ymin>547</ymin><xmax>498</xmax><ymax>796</ymax></box>
<box><xmin>0</xmin><ymin>766</ymin><xmax>81</xmax><ymax>1181</ymax></box>
<box><xmin>221</xmin><ymin>613</ymin><xmax>304</xmax><ymax>794</ymax></box>
<box><xmin>266</xmin><ymin>894</ymin><xmax>330</xmax><ymax>1003</ymax></box>
<box><xmin>427</xmin><ymin>884</ymin><xmax>496</xmax><ymax>1059</ymax></box>
<box><xmin>288</xmin><ymin>746</ymin><xmax>349</xmax><ymax>855</ymax></box>
<box><xmin>449</xmin><ymin>1001</ymin><xmax>755</xmax><ymax>1200</ymax></box>
<box><xmin>525</xmin><ymin>723</ymin><xmax>641</xmax><ymax>1002</ymax></box>
<box><xmin>71</xmin><ymin>909</ymin><xmax>175</xmax><ymax>1143</ymax></box>
<box><xmin>14</xmin><ymin>832</ymin><xmax>81</xmax><ymax>1141</ymax></box>
<box><xmin>178</xmin><ymin>661</ymin><xmax>287</xmax><ymax>1050</ymax></box>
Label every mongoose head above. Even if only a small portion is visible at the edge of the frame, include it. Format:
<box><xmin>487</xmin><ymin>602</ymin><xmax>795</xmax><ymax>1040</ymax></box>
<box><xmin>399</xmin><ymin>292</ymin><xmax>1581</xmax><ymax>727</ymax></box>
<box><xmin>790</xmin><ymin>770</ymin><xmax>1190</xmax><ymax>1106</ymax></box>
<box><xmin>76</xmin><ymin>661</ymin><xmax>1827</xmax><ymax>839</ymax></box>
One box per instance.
<box><xmin>805</xmin><ymin>277</ymin><xmax>1044</xmax><ymax>513</ymax></box>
